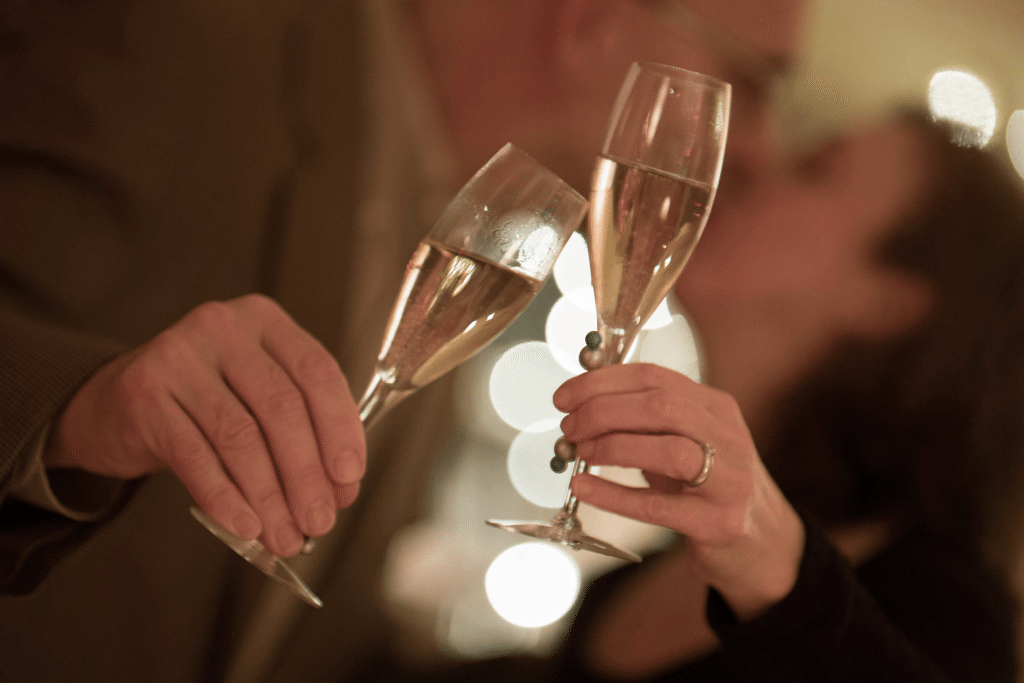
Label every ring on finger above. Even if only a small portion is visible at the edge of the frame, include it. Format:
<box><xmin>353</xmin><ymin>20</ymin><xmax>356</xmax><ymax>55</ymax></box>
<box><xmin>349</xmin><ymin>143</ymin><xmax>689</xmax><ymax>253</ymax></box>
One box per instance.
<box><xmin>682</xmin><ymin>442</ymin><xmax>715</xmax><ymax>488</ymax></box>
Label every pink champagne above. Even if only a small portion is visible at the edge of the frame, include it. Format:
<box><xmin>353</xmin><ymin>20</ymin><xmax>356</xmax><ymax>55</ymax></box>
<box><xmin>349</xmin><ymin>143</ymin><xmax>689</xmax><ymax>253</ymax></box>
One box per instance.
<box><xmin>588</xmin><ymin>155</ymin><xmax>714</xmax><ymax>362</ymax></box>
<box><xmin>375</xmin><ymin>239</ymin><xmax>542</xmax><ymax>392</ymax></box>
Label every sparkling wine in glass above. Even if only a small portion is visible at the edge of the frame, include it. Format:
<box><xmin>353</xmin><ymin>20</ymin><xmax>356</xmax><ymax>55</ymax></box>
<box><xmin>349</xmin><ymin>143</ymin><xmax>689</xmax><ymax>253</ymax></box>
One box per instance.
<box><xmin>193</xmin><ymin>144</ymin><xmax>588</xmax><ymax>605</ymax></box>
<box><xmin>487</xmin><ymin>62</ymin><xmax>731</xmax><ymax>562</ymax></box>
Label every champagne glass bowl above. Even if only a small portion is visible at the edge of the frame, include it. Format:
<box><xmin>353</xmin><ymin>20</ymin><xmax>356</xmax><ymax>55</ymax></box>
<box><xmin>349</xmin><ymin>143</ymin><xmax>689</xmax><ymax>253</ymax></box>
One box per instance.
<box><xmin>194</xmin><ymin>144</ymin><xmax>588</xmax><ymax>606</ymax></box>
<box><xmin>487</xmin><ymin>62</ymin><xmax>731</xmax><ymax>563</ymax></box>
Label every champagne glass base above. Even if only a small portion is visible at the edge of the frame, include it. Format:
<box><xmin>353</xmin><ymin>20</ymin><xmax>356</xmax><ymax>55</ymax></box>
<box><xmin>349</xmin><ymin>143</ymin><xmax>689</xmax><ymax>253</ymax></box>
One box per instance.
<box><xmin>190</xmin><ymin>507</ymin><xmax>323</xmax><ymax>608</ymax></box>
<box><xmin>486</xmin><ymin>513</ymin><xmax>642</xmax><ymax>563</ymax></box>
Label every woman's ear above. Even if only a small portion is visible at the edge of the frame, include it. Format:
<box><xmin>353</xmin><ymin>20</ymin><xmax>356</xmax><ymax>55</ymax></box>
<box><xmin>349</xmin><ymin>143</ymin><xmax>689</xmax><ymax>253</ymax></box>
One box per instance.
<box><xmin>847</xmin><ymin>269</ymin><xmax>935</xmax><ymax>341</ymax></box>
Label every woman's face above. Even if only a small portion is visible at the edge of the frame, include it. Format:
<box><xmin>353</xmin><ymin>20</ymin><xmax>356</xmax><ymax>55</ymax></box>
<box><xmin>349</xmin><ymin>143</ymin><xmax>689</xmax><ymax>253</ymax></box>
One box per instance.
<box><xmin>674</xmin><ymin>120</ymin><xmax>934</xmax><ymax>419</ymax></box>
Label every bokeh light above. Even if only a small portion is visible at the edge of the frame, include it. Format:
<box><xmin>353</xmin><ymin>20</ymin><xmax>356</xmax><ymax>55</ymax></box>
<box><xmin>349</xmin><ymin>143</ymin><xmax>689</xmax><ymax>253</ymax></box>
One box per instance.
<box><xmin>927</xmin><ymin>69</ymin><xmax>998</xmax><ymax>147</ymax></box>
<box><xmin>1006</xmin><ymin>110</ymin><xmax>1024</xmax><ymax>180</ymax></box>
<box><xmin>634</xmin><ymin>313</ymin><xmax>703</xmax><ymax>382</ymax></box>
<box><xmin>484</xmin><ymin>543</ymin><xmax>581</xmax><ymax>627</ymax></box>
<box><xmin>489</xmin><ymin>341</ymin><xmax>572</xmax><ymax>431</ymax></box>
<box><xmin>544</xmin><ymin>295</ymin><xmax>595</xmax><ymax>375</ymax></box>
<box><xmin>643</xmin><ymin>297</ymin><xmax>673</xmax><ymax>330</ymax></box>
<box><xmin>506</xmin><ymin>428</ymin><xmax>573</xmax><ymax>508</ymax></box>
<box><xmin>552</xmin><ymin>231</ymin><xmax>591</xmax><ymax>297</ymax></box>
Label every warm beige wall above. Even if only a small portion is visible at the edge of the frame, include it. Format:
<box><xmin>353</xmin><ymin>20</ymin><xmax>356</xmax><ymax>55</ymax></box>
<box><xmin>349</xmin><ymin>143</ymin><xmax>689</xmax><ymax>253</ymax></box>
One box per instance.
<box><xmin>780</xmin><ymin>0</ymin><xmax>1024</xmax><ymax>146</ymax></box>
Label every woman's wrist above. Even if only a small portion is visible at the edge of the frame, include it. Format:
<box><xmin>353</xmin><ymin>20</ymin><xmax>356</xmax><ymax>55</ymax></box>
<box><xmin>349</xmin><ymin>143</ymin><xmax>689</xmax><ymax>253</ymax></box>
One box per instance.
<box><xmin>704</xmin><ymin>495</ymin><xmax>806</xmax><ymax>622</ymax></box>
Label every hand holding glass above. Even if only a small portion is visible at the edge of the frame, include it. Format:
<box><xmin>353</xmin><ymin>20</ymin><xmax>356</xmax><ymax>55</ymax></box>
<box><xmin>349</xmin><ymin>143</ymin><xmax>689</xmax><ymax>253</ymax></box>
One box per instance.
<box><xmin>487</xmin><ymin>62</ymin><xmax>731</xmax><ymax>562</ymax></box>
<box><xmin>194</xmin><ymin>144</ymin><xmax>588</xmax><ymax>605</ymax></box>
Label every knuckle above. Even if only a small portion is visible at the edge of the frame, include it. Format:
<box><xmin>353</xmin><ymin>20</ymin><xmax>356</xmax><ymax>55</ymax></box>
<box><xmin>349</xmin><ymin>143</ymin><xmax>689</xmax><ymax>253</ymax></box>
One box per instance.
<box><xmin>588</xmin><ymin>433</ymin><xmax>623</xmax><ymax>463</ymax></box>
<box><xmin>720</xmin><ymin>507</ymin><xmax>750</xmax><ymax>542</ymax></box>
<box><xmin>187</xmin><ymin>300</ymin><xmax>236</xmax><ymax>331</ymax></box>
<box><xmin>214</xmin><ymin>411</ymin><xmax>264</xmax><ymax>452</ymax></box>
<box><xmin>116</xmin><ymin>357</ymin><xmax>162</xmax><ymax>403</ymax></box>
<box><xmin>201</xmin><ymin>484</ymin><xmax>241</xmax><ymax>515</ymax></box>
<box><xmin>577</xmin><ymin>400</ymin><xmax>602</xmax><ymax>432</ymax></box>
<box><xmin>254</xmin><ymin>486</ymin><xmax>288</xmax><ymax>510</ymax></box>
<box><xmin>664</xmin><ymin>439</ymin><xmax>690</xmax><ymax>479</ymax></box>
<box><xmin>643</xmin><ymin>389</ymin><xmax>678</xmax><ymax>423</ymax></box>
<box><xmin>234</xmin><ymin>293</ymin><xmax>285</xmax><ymax>322</ymax></box>
<box><xmin>636</xmin><ymin>363</ymin><xmax>665</xmax><ymax>388</ymax></box>
<box><xmin>292</xmin><ymin>348</ymin><xmax>343</xmax><ymax>387</ymax></box>
<box><xmin>164</xmin><ymin>429</ymin><xmax>208</xmax><ymax>474</ymax></box>
<box><xmin>641</xmin><ymin>493</ymin><xmax>672</xmax><ymax>524</ymax></box>
<box><xmin>602</xmin><ymin>433</ymin><xmax>628</xmax><ymax>459</ymax></box>
<box><xmin>237</xmin><ymin>292</ymin><xmax>276</xmax><ymax>311</ymax></box>
<box><xmin>290</xmin><ymin>462</ymin><xmax>327</xmax><ymax>494</ymax></box>
<box><xmin>261</xmin><ymin>384</ymin><xmax>307</xmax><ymax>419</ymax></box>
<box><xmin>708</xmin><ymin>387</ymin><xmax>741</xmax><ymax>418</ymax></box>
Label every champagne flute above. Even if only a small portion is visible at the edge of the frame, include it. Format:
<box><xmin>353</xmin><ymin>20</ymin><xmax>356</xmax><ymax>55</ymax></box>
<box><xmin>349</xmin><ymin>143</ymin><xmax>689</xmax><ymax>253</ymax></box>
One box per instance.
<box><xmin>193</xmin><ymin>144</ymin><xmax>588</xmax><ymax>606</ymax></box>
<box><xmin>487</xmin><ymin>62</ymin><xmax>731</xmax><ymax>562</ymax></box>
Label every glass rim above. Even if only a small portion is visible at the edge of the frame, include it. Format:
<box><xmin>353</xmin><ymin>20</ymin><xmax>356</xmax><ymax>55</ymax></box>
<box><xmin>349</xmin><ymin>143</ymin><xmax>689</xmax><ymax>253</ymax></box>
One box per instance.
<box><xmin>630</xmin><ymin>61</ymin><xmax>731</xmax><ymax>92</ymax></box>
<box><xmin>483</xmin><ymin>142</ymin><xmax>587</xmax><ymax>206</ymax></box>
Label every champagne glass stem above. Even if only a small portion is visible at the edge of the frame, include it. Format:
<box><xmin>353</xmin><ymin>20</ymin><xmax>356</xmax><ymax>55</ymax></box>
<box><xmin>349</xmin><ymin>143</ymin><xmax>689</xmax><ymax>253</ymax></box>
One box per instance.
<box><xmin>597</xmin><ymin>323</ymin><xmax>634</xmax><ymax>367</ymax></box>
<box><xmin>561</xmin><ymin>457</ymin><xmax>589</xmax><ymax>517</ymax></box>
<box><xmin>559</xmin><ymin>328</ymin><xmax>618</xmax><ymax>520</ymax></box>
<box><xmin>357</xmin><ymin>371</ymin><xmax>413</xmax><ymax>431</ymax></box>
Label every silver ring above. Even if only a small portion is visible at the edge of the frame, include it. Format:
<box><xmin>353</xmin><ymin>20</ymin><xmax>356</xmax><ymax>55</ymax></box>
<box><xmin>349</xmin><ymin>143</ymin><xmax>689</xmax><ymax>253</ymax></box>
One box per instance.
<box><xmin>683</xmin><ymin>442</ymin><xmax>715</xmax><ymax>488</ymax></box>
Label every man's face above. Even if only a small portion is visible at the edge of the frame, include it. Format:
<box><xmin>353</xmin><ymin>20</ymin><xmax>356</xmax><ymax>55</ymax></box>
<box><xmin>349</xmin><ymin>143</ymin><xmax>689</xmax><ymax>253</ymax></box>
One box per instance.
<box><xmin>414</xmin><ymin>0</ymin><xmax>794</xmax><ymax>194</ymax></box>
<box><xmin>537</xmin><ymin>0</ymin><xmax>785</xmax><ymax>194</ymax></box>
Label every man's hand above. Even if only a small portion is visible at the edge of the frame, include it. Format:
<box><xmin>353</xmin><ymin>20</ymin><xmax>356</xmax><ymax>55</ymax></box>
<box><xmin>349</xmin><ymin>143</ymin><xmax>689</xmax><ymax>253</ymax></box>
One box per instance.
<box><xmin>45</xmin><ymin>294</ymin><xmax>367</xmax><ymax>558</ymax></box>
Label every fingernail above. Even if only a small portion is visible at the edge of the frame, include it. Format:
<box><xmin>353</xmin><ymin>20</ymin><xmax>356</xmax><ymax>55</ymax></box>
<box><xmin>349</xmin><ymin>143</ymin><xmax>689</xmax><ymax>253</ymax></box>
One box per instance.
<box><xmin>276</xmin><ymin>523</ymin><xmax>303</xmax><ymax>555</ymax></box>
<box><xmin>233</xmin><ymin>513</ymin><xmax>261</xmax><ymax>540</ymax></box>
<box><xmin>307</xmin><ymin>500</ymin><xmax>335</xmax><ymax>535</ymax></box>
<box><xmin>335</xmin><ymin>482</ymin><xmax>360</xmax><ymax>509</ymax></box>
<box><xmin>330</xmin><ymin>449</ymin><xmax>363</xmax><ymax>483</ymax></box>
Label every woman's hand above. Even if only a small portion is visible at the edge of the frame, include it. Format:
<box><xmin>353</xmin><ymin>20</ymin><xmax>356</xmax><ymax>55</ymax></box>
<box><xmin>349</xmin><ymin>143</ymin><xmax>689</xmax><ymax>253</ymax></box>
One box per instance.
<box><xmin>554</xmin><ymin>363</ymin><xmax>805</xmax><ymax>621</ymax></box>
<box><xmin>45</xmin><ymin>294</ymin><xmax>367</xmax><ymax>558</ymax></box>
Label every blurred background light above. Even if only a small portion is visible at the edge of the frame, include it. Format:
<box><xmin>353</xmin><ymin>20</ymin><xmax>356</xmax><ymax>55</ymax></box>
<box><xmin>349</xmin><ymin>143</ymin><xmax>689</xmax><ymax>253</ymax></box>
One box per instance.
<box><xmin>489</xmin><ymin>341</ymin><xmax>572</xmax><ymax>431</ymax></box>
<box><xmin>927</xmin><ymin>69</ymin><xmax>998</xmax><ymax>147</ymax></box>
<box><xmin>634</xmin><ymin>311</ymin><xmax>704</xmax><ymax>382</ymax></box>
<box><xmin>545</xmin><ymin>295</ymin><xmax>594</xmax><ymax>375</ymax></box>
<box><xmin>643</xmin><ymin>297</ymin><xmax>674</xmax><ymax>330</ymax></box>
<box><xmin>506</xmin><ymin>428</ymin><xmax>574</xmax><ymax>508</ymax></box>
<box><xmin>1006</xmin><ymin>110</ymin><xmax>1024</xmax><ymax>180</ymax></box>
<box><xmin>552</xmin><ymin>231</ymin><xmax>592</xmax><ymax>297</ymax></box>
<box><xmin>484</xmin><ymin>543</ymin><xmax>581</xmax><ymax>627</ymax></box>
<box><xmin>384</xmin><ymin>0</ymin><xmax>1024</xmax><ymax>662</ymax></box>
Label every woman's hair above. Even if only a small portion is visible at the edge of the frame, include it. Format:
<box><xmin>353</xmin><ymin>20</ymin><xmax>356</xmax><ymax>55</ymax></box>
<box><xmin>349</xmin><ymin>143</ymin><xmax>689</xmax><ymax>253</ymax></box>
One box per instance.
<box><xmin>762</xmin><ymin>108</ymin><xmax>1024</xmax><ymax>573</ymax></box>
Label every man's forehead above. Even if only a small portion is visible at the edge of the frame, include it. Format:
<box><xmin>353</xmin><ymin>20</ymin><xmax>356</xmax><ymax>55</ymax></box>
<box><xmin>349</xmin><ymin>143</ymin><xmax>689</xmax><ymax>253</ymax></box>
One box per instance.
<box><xmin>638</xmin><ymin>0</ymin><xmax>803</xmax><ymax>97</ymax></box>
<box><xmin>678</xmin><ymin>0</ymin><xmax>804</xmax><ymax>63</ymax></box>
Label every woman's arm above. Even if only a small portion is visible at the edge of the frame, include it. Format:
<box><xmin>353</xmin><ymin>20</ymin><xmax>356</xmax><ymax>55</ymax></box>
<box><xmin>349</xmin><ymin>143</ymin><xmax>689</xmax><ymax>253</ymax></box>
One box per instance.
<box><xmin>554</xmin><ymin>363</ymin><xmax>1017</xmax><ymax>682</ymax></box>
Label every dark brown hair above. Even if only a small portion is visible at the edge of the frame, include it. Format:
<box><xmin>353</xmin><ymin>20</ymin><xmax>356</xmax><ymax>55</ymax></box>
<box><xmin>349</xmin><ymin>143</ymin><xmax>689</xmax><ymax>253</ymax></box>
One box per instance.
<box><xmin>762</xmin><ymin>109</ymin><xmax>1024</xmax><ymax>573</ymax></box>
